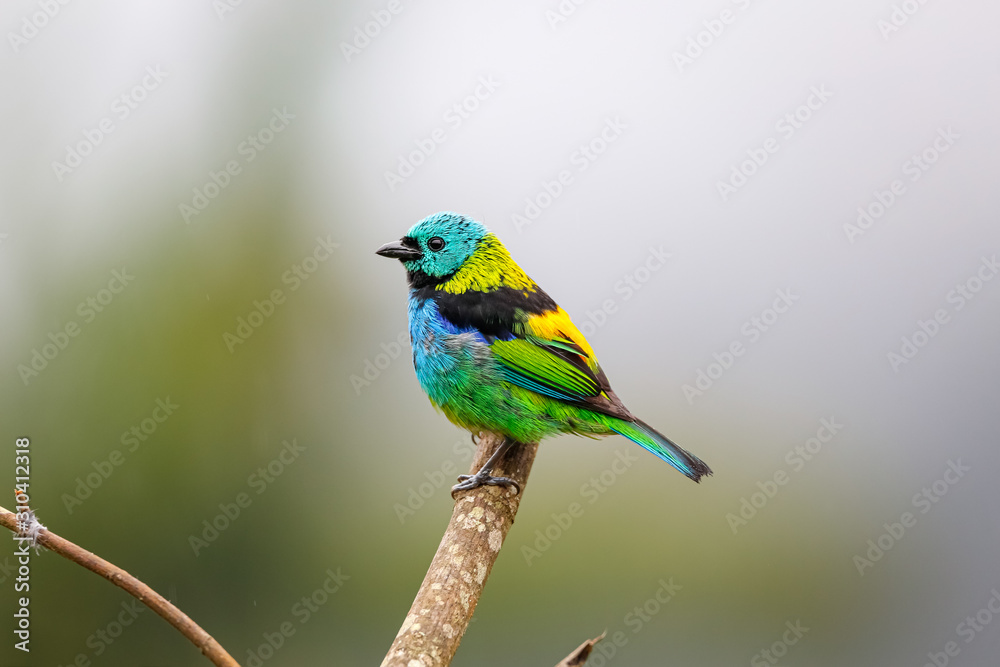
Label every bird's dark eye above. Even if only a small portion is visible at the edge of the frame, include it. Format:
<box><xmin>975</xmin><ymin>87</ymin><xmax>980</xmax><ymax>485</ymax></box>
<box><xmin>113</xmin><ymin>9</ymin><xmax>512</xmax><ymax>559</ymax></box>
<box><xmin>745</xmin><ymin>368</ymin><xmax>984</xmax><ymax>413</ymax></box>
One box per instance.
<box><xmin>427</xmin><ymin>237</ymin><xmax>445</xmax><ymax>252</ymax></box>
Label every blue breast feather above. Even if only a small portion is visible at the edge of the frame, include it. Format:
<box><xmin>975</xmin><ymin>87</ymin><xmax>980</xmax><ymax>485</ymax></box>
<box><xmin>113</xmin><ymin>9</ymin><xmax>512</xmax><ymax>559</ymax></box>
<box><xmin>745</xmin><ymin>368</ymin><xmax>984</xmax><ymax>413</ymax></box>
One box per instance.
<box><xmin>406</xmin><ymin>294</ymin><xmax>493</xmax><ymax>404</ymax></box>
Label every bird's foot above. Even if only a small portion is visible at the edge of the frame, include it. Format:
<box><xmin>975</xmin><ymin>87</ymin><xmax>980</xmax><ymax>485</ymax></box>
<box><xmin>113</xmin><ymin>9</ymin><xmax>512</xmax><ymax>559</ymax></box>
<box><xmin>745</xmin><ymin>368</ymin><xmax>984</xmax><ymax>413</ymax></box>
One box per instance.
<box><xmin>451</xmin><ymin>437</ymin><xmax>521</xmax><ymax>499</ymax></box>
<box><xmin>451</xmin><ymin>472</ymin><xmax>520</xmax><ymax>498</ymax></box>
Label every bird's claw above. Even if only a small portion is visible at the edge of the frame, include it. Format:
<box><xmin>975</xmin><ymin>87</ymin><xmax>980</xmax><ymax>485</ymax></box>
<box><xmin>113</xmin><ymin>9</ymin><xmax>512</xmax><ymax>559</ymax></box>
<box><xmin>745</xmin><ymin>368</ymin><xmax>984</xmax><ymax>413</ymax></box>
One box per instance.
<box><xmin>451</xmin><ymin>473</ymin><xmax>520</xmax><ymax>499</ymax></box>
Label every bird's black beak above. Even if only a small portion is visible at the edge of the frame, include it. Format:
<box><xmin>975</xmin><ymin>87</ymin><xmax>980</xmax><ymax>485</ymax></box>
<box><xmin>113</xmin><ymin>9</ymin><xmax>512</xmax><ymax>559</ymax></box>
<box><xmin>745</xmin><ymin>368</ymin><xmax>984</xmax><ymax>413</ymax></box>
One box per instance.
<box><xmin>376</xmin><ymin>239</ymin><xmax>423</xmax><ymax>261</ymax></box>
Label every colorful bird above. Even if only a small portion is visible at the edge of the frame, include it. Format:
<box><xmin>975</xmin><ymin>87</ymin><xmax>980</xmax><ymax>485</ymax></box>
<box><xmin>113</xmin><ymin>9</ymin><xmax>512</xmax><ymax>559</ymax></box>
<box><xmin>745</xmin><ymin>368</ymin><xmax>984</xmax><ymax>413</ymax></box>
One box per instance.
<box><xmin>376</xmin><ymin>212</ymin><xmax>711</xmax><ymax>495</ymax></box>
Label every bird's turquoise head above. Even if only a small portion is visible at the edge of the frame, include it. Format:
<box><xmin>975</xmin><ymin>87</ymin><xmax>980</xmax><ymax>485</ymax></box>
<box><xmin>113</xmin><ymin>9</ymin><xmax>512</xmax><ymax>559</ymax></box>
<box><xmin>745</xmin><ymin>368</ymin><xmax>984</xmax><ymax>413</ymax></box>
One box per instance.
<box><xmin>376</xmin><ymin>212</ymin><xmax>489</xmax><ymax>287</ymax></box>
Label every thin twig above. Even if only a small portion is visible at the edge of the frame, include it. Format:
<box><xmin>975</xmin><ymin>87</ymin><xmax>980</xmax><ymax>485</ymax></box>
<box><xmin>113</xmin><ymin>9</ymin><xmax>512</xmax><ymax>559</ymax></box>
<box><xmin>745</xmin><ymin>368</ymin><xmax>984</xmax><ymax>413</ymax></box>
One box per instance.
<box><xmin>381</xmin><ymin>431</ymin><xmax>539</xmax><ymax>667</ymax></box>
<box><xmin>0</xmin><ymin>504</ymin><xmax>239</xmax><ymax>667</ymax></box>
<box><xmin>554</xmin><ymin>631</ymin><xmax>606</xmax><ymax>667</ymax></box>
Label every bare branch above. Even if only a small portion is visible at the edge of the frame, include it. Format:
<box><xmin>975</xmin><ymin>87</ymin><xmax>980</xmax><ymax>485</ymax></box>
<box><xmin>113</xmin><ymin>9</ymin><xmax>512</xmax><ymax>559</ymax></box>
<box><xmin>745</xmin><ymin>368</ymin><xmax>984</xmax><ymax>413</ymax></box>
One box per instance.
<box><xmin>381</xmin><ymin>432</ymin><xmax>539</xmax><ymax>667</ymax></box>
<box><xmin>554</xmin><ymin>631</ymin><xmax>607</xmax><ymax>667</ymax></box>
<box><xmin>0</xmin><ymin>503</ymin><xmax>239</xmax><ymax>667</ymax></box>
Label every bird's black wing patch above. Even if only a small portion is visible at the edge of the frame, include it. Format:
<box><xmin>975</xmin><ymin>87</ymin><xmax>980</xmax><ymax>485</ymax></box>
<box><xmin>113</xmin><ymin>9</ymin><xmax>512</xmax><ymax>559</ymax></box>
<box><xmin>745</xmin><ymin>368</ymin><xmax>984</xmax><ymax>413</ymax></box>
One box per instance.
<box><xmin>416</xmin><ymin>285</ymin><xmax>557</xmax><ymax>338</ymax></box>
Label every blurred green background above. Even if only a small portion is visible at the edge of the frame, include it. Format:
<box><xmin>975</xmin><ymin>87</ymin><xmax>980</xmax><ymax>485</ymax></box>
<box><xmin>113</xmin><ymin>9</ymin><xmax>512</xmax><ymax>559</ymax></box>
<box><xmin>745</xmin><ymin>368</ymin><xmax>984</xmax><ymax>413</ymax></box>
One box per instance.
<box><xmin>3</xmin><ymin>1</ymin><xmax>1000</xmax><ymax>665</ymax></box>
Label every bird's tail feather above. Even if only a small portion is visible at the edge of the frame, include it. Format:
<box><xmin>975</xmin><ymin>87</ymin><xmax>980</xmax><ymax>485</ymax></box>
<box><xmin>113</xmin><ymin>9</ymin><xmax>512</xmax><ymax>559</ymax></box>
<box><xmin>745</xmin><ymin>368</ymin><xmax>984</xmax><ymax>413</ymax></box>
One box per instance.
<box><xmin>611</xmin><ymin>419</ymin><xmax>712</xmax><ymax>482</ymax></box>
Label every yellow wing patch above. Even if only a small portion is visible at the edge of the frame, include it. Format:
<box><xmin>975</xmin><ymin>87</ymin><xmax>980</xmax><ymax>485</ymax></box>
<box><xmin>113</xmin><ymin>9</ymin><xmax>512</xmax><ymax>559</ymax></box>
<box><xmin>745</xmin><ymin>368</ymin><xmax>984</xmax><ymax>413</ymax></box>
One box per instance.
<box><xmin>524</xmin><ymin>307</ymin><xmax>599</xmax><ymax>370</ymax></box>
